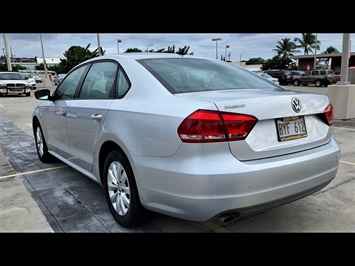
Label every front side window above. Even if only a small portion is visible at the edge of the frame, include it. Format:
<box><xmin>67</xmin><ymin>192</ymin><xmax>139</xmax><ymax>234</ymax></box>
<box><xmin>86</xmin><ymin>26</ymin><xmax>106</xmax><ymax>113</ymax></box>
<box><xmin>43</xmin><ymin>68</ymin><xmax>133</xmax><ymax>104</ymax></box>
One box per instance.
<box><xmin>79</xmin><ymin>61</ymin><xmax>118</xmax><ymax>99</ymax></box>
<box><xmin>53</xmin><ymin>65</ymin><xmax>89</xmax><ymax>100</ymax></box>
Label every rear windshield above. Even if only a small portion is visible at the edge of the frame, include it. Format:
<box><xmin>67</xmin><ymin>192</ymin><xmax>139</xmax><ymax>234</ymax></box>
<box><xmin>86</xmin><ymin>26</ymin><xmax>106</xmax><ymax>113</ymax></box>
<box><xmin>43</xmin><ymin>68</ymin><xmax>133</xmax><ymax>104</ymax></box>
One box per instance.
<box><xmin>138</xmin><ymin>58</ymin><xmax>281</xmax><ymax>93</ymax></box>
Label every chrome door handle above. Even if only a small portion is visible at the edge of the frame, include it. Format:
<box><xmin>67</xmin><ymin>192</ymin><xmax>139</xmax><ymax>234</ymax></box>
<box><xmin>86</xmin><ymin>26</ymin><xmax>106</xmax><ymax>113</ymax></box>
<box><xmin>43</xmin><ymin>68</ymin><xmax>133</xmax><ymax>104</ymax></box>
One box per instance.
<box><xmin>91</xmin><ymin>114</ymin><xmax>103</xmax><ymax>120</ymax></box>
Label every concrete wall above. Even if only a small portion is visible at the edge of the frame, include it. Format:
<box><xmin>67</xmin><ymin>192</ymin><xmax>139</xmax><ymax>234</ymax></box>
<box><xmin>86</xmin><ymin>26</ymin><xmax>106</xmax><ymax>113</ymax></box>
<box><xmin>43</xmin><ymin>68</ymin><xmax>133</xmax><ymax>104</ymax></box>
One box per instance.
<box><xmin>348</xmin><ymin>68</ymin><xmax>355</xmax><ymax>84</ymax></box>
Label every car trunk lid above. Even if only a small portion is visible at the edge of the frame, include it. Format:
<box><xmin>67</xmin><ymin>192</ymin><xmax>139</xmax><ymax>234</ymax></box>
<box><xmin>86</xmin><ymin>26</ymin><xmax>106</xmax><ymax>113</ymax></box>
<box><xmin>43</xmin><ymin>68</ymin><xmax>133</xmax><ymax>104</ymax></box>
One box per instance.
<box><xmin>177</xmin><ymin>88</ymin><xmax>333</xmax><ymax>161</ymax></box>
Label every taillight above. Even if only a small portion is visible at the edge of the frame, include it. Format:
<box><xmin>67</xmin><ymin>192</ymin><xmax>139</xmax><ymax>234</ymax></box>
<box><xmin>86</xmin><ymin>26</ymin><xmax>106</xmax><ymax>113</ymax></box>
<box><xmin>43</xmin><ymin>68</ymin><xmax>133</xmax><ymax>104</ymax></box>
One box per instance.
<box><xmin>178</xmin><ymin>110</ymin><xmax>258</xmax><ymax>143</ymax></box>
<box><xmin>324</xmin><ymin>103</ymin><xmax>334</xmax><ymax>126</ymax></box>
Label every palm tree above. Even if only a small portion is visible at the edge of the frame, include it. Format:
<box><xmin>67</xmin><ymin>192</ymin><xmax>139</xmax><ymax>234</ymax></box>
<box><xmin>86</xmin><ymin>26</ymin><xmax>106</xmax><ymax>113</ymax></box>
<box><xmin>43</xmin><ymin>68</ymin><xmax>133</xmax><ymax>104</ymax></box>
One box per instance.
<box><xmin>322</xmin><ymin>46</ymin><xmax>340</xmax><ymax>54</ymax></box>
<box><xmin>294</xmin><ymin>33</ymin><xmax>321</xmax><ymax>55</ymax></box>
<box><xmin>272</xmin><ymin>38</ymin><xmax>299</xmax><ymax>69</ymax></box>
<box><xmin>273</xmin><ymin>38</ymin><xmax>299</xmax><ymax>58</ymax></box>
<box><xmin>321</xmin><ymin>46</ymin><xmax>340</xmax><ymax>68</ymax></box>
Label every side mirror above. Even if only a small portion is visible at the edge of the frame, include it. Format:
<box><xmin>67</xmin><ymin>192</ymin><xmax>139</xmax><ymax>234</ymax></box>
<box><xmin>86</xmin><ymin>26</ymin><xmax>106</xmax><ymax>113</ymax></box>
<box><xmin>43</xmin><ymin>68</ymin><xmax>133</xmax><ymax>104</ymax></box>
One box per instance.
<box><xmin>34</xmin><ymin>89</ymin><xmax>52</xmax><ymax>100</ymax></box>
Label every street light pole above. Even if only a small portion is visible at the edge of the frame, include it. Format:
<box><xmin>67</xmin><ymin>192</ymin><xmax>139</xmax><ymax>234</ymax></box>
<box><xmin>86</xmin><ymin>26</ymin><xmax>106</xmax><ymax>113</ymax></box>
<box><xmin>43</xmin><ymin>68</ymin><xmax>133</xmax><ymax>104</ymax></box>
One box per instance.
<box><xmin>225</xmin><ymin>45</ymin><xmax>230</xmax><ymax>61</ymax></box>
<box><xmin>117</xmin><ymin>39</ymin><xmax>122</xmax><ymax>54</ymax></box>
<box><xmin>240</xmin><ymin>51</ymin><xmax>247</xmax><ymax>66</ymax></box>
<box><xmin>212</xmin><ymin>38</ymin><xmax>222</xmax><ymax>59</ymax></box>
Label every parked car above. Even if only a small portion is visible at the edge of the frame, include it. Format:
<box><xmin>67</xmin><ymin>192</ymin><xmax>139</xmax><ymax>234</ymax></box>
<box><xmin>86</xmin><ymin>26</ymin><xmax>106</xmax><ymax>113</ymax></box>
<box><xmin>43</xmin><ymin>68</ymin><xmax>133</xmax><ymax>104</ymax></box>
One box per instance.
<box><xmin>246</xmin><ymin>69</ymin><xmax>280</xmax><ymax>85</ymax></box>
<box><xmin>295</xmin><ymin>69</ymin><xmax>336</xmax><ymax>87</ymax></box>
<box><xmin>21</xmin><ymin>73</ymin><xmax>37</xmax><ymax>90</ymax></box>
<box><xmin>290</xmin><ymin>70</ymin><xmax>305</xmax><ymax>86</ymax></box>
<box><xmin>0</xmin><ymin>71</ymin><xmax>32</xmax><ymax>96</ymax></box>
<box><xmin>256</xmin><ymin>72</ymin><xmax>280</xmax><ymax>85</ymax></box>
<box><xmin>53</xmin><ymin>74</ymin><xmax>66</xmax><ymax>85</ymax></box>
<box><xmin>31</xmin><ymin>73</ymin><xmax>42</xmax><ymax>83</ymax></box>
<box><xmin>264</xmin><ymin>69</ymin><xmax>293</xmax><ymax>85</ymax></box>
<box><xmin>289</xmin><ymin>70</ymin><xmax>305</xmax><ymax>76</ymax></box>
<box><xmin>32</xmin><ymin>53</ymin><xmax>340</xmax><ymax>228</ymax></box>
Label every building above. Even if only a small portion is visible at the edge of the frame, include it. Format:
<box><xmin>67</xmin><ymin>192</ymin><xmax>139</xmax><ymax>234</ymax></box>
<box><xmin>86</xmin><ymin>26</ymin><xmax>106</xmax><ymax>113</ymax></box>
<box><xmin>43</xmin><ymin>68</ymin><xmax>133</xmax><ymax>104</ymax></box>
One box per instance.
<box><xmin>291</xmin><ymin>52</ymin><xmax>355</xmax><ymax>73</ymax></box>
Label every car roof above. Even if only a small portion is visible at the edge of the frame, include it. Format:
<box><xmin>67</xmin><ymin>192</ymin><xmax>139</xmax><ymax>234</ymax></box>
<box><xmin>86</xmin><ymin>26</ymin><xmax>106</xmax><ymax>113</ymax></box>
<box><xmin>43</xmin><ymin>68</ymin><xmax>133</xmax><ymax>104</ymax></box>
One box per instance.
<box><xmin>81</xmin><ymin>53</ymin><xmax>205</xmax><ymax>64</ymax></box>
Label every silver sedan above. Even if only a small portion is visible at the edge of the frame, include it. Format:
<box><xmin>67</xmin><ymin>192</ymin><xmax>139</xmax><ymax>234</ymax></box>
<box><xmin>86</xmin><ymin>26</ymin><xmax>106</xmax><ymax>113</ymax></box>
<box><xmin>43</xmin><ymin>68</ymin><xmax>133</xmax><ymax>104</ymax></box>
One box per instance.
<box><xmin>32</xmin><ymin>53</ymin><xmax>341</xmax><ymax>228</ymax></box>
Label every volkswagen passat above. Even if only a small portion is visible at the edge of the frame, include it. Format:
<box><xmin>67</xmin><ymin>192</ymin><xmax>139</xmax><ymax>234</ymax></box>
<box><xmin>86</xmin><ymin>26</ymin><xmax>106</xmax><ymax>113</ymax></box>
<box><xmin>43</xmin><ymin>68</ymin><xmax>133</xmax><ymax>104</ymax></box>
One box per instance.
<box><xmin>32</xmin><ymin>53</ymin><xmax>341</xmax><ymax>228</ymax></box>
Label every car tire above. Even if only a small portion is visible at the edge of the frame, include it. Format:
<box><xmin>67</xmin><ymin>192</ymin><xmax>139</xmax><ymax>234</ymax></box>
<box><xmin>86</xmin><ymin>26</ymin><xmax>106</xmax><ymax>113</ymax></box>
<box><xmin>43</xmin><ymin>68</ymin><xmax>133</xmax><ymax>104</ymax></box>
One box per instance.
<box><xmin>26</xmin><ymin>91</ymin><xmax>30</xmax><ymax>97</ymax></box>
<box><xmin>33</xmin><ymin>120</ymin><xmax>55</xmax><ymax>163</ymax></box>
<box><xmin>103</xmin><ymin>149</ymin><xmax>151</xmax><ymax>228</ymax></box>
<box><xmin>315</xmin><ymin>80</ymin><xmax>322</xmax><ymax>87</ymax></box>
<box><xmin>293</xmin><ymin>79</ymin><xmax>300</xmax><ymax>86</ymax></box>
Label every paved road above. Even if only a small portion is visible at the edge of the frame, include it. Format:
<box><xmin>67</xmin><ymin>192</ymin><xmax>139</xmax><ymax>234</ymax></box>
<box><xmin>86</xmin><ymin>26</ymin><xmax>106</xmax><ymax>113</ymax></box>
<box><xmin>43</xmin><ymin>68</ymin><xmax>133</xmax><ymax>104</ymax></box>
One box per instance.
<box><xmin>0</xmin><ymin>83</ymin><xmax>354</xmax><ymax>232</ymax></box>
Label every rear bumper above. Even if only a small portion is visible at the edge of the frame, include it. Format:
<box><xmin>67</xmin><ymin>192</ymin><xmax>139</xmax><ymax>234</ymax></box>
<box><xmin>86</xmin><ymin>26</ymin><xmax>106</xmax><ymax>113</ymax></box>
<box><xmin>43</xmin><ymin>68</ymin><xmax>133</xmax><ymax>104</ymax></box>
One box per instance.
<box><xmin>133</xmin><ymin>138</ymin><xmax>340</xmax><ymax>222</ymax></box>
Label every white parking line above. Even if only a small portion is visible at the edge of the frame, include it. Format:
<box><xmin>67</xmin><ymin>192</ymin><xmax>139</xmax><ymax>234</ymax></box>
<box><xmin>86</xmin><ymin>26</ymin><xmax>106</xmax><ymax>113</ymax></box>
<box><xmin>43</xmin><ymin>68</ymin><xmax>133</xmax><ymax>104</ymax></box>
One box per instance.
<box><xmin>0</xmin><ymin>165</ymin><xmax>69</xmax><ymax>180</ymax></box>
<box><xmin>334</xmin><ymin>126</ymin><xmax>355</xmax><ymax>131</ymax></box>
<box><xmin>339</xmin><ymin>160</ymin><xmax>355</xmax><ymax>166</ymax></box>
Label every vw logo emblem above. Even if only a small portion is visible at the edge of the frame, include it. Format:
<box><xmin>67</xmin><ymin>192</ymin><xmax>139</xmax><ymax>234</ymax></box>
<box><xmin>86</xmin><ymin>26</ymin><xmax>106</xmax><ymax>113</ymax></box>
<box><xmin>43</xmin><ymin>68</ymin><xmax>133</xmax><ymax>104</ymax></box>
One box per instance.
<box><xmin>291</xmin><ymin>97</ymin><xmax>301</xmax><ymax>113</ymax></box>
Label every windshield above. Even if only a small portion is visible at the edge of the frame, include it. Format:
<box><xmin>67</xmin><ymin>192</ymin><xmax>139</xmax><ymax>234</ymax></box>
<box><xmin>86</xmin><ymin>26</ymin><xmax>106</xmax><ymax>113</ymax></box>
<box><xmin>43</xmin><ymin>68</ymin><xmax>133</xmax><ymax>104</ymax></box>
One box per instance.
<box><xmin>138</xmin><ymin>58</ymin><xmax>280</xmax><ymax>93</ymax></box>
<box><xmin>0</xmin><ymin>73</ymin><xmax>25</xmax><ymax>80</ymax></box>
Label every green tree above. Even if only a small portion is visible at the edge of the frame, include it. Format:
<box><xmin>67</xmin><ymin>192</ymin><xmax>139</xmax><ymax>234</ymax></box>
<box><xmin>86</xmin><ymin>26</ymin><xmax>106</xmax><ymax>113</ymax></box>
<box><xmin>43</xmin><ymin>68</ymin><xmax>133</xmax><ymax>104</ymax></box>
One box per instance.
<box><xmin>246</xmin><ymin>57</ymin><xmax>266</xmax><ymax>65</ymax></box>
<box><xmin>294</xmin><ymin>33</ymin><xmax>320</xmax><ymax>55</ymax></box>
<box><xmin>262</xmin><ymin>55</ymin><xmax>293</xmax><ymax>70</ymax></box>
<box><xmin>176</xmin><ymin>46</ymin><xmax>193</xmax><ymax>55</ymax></box>
<box><xmin>125</xmin><ymin>45</ymin><xmax>193</xmax><ymax>55</ymax></box>
<box><xmin>52</xmin><ymin>44</ymin><xmax>104</xmax><ymax>74</ymax></box>
<box><xmin>0</xmin><ymin>63</ymin><xmax>27</xmax><ymax>71</ymax></box>
<box><xmin>125</xmin><ymin>48</ymin><xmax>143</xmax><ymax>53</ymax></box>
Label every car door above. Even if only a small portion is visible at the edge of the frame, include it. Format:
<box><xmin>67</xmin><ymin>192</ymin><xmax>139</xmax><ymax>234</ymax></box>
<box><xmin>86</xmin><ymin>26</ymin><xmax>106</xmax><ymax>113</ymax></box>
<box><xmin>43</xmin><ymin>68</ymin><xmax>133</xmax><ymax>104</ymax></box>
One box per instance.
<box><xmin>66</xmin><ymin>61</ymin><xmax>117</xmax><ymax>172</ymax></box>
<box><xmin>300</xmin><ymin>71</ymin><xmax>311</xmax><ymax>83</ymax></box>
<box><xmin>43</xmin><ymin>65</ymin><xmax>88</xmax><ymax>158</ymax></box>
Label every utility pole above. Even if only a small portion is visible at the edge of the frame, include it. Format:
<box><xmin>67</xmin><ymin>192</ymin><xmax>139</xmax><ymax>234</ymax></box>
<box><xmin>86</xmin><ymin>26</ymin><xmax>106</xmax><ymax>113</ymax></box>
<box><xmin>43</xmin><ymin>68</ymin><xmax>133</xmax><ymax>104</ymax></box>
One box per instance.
<box><xmin>3</xmin><ymin>33</ymin><xmax>12</xmax><ymax>71</ymax></box>
<box><xmin>40</xmin><ymin>33</ymin><xmax>51</xmax><ymax>87</ymax></box>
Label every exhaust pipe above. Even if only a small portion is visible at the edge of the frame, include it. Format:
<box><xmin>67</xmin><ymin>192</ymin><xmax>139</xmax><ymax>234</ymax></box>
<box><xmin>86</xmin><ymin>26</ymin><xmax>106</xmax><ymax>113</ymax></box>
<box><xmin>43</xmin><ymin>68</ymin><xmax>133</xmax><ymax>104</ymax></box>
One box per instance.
<box><xmin>217</xmin><ymin>212</ymin><xmax>240</xmax><ymax>224</ymax></box>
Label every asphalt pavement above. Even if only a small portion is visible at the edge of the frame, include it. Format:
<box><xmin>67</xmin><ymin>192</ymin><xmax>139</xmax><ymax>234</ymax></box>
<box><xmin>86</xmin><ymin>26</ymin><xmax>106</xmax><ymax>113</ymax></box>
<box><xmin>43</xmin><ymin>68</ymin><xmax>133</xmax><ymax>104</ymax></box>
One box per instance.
<box><xmin>0</xmin><ymin>83</ymin><xmax>354</xmax><ymax>233</ymax></box>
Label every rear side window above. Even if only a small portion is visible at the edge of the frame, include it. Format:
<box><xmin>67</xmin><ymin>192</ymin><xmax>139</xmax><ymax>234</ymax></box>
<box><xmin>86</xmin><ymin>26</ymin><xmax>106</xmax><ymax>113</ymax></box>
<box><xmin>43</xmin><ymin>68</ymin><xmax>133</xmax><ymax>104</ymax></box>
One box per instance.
<box><xmin>116</xmin><ymin>68</ymin><xmax>130</xmax><ymax>97</ymax></box>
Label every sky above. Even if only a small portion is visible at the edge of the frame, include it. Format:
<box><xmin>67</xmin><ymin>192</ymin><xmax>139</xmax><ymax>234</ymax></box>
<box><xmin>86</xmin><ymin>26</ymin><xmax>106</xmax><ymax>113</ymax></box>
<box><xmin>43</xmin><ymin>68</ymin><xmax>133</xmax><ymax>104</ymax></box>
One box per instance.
<box><xmin>1</xmin><ymin>33</ymin><xmax>353</xmax><ymax>62</ymax></box>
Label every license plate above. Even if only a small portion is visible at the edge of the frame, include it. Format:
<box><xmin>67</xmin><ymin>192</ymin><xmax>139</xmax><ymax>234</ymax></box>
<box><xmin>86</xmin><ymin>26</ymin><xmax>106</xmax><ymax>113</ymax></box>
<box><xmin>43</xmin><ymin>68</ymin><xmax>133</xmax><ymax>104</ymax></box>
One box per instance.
<box><xmin>275</xmin><ymin>116</ymin><xmax>308</xmax><ymax>142</ymax></box>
